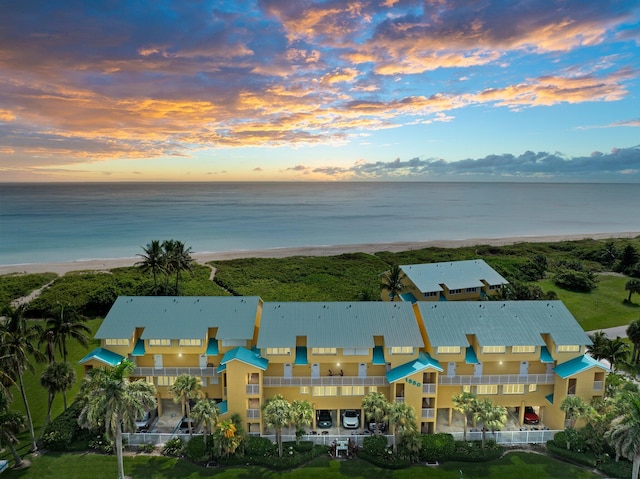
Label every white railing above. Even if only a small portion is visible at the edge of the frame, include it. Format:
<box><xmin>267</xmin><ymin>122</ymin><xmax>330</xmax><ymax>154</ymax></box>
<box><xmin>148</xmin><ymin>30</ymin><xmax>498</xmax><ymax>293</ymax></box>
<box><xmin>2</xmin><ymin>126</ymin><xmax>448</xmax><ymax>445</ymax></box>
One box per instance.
<box><xmin>449</xmin><ymin>429</ymin><xmax>559</xmax><ymax>445</ymax></box>
<box><xmin>262</xmin><ymin>433</ymin><xmax>394</xmax><ymax>448</ymax></box>
<box><xmin>421</xmin><ymin>408</ymin><xmax>435</xmax><ymax>419</ymax></box>
<box><xmin>439</xmin><ymin>374</ymin><xmax>555</xmax><ymax>386</ymax></box>
<box><xmin>423</xmin><ymin>383</ymin><xmax>436</xmax><ymax>394</ymax></box>
<box><xmin>123</xmin><ymin>432</ymin><xmax>196</xmax><ymax>446</ymax></box>
<box><xmin>132</xmin><ymin>366</ymin><xmax>217</xmax><ymax>377</ymax></box>
<box><xmin>246</xmin><ymin>384</ymin><xmax>260</xmax><ymax>395</ymax></box>
<box><xmin>247</xmin><ymin>408</ymin><xmax>260</xmax><ymax>419</ymax></box>
<box><xmin>263</xmin><ymin>376</ymin><xmax>389</xmax><ymax>387</ymax></box>
<box><xmin>395</xmin><ymin>397</ymin><xmax>405</xmax><ymax>404</ymax></box>
<box><xmin>593</xmin><ymin>381</ymin><xmax>604</xmax><ymax>391</ymax></box>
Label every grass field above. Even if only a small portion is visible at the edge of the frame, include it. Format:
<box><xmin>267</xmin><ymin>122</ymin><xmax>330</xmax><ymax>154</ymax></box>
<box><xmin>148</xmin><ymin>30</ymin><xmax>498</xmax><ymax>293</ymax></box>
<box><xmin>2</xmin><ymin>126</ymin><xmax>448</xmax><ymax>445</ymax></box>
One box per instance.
<box><xmin>0</xmin><ymin>452</ymin><xmax>602</xmax><ymax>479</ymax></box>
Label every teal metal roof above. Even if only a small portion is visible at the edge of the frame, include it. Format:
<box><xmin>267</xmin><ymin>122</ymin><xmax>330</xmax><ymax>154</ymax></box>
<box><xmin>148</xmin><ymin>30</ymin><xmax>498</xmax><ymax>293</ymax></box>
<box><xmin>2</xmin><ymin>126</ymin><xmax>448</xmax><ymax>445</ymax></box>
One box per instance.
<box><xmin>78</xmin><ymin>347</ymin><xmax>124</xmax><ymax>367</ymax></box>
<box><xmin>545</xmin><ymin>393</ymin><xmax>554</xmax><ymax>405</ymax></box>
<box><xmin>400</xmin><ymin>292</ymin><xmax>417</xmax><ymax>303</ymax></box>
<box><xmin>95</xmin><ymin>296</ymin><xmax>261</xmax><ymax>340</ymax></box>
<box><xmin>465</xmin><ymin>346</ymin><xmax>479</xmax><ymax>364</ymax></box>
<box><xmin>540</xmin><ymin>346</ymin><xmax>554</xmax><ymax>363</ymax></box>
<box><xmin>206</xmin><ymin>339</ymin><xmax>219</xmax><ymax>356</ymax></box>
<box><xmin>295</xmin><ymin>346</ymin><xmax>308</xmax><ymax>365</ymax></box>
<box><xmin>553</xmin><ymin>355</ymin><xmax>609</xmax><ymax>379</ymax></box>
<box><xmin>257</xmin><ymin>302</ymin><xmax>423</xmax><ymax>349</ymax></box>
<box><xmin>217</xmin><ymin>400</ymin><xmax>228</xmax><ymax>415</ymax></box>
<box><xmin>386</xmin><ymin>352</ymin><xmax>443</xmax><ymax>383</ymax></box>
<box><xmin>220</xmin><ymin>347</ymin><xmax>269</xmax><ymax>371</ymax></box>
<box><xmin>132</xmin><ymin>339</ymin><xmax>145</xmax><ymax>356</ymax></box>
<box><xmin>401</xmin><ymin>259</ymin><xmax>508</xmax><ymax>293</ymax></box>
<box><xmin>372</xmin><ymin>346</ymin><xmax>386</xmax><ymax>365</ymax></box>
<box><xmin>416</xmin><ymin>301</ymin><xmax>591</xmax><ymax>348</ymax></box>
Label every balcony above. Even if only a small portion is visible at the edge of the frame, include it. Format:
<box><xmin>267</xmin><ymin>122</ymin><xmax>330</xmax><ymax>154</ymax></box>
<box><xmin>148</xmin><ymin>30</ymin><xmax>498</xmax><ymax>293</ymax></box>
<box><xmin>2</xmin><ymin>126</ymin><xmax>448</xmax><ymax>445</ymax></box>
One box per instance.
<box><xmin>593</xmin><ymin>381</ymin><xmax>604</xmax><ymax>391</ymax></box>
<box><xmin>262</xmin><ymin>376</ymin><xmax>389</xmax><ymax>387</ymax></box>
<box><xmin>421</xmin><ymin>408</ymin><xmax>435</xmax><ymax>419</ymax></box>
<box><xmin>422</xmin><ymin>383</ymin><xmax>436</xmax><ymax>394</ymax></box>
<box><xmin>247</xmin><ymin>408</ymin><xmax>260</xmax><ymax>419</ymax></box>
<box><xmin>246</xmin><ymin>384</ymin><xmax>260</xmax><ymax>395</ymax></box>
<box><xmin>395</xmin><ymin>397</ymin><xmax>405</xmax><ymax>404</ymax></box>
<box><xmin>132</xmin><ymin>366</ymin><xmax>217</xmax><ymax>377</ymax></box>
<box><xmin>439</xmin><ymin>374</ymin><xmax>555</xmax><ymax>386</ymax></box>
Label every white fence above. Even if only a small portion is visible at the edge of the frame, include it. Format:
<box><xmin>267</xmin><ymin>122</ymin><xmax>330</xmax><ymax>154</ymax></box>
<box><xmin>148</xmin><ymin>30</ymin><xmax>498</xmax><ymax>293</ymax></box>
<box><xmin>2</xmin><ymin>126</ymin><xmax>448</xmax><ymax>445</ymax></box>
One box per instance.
<box><xmin>449</xmin><ymin>429</ymin><xmax>559</xmax><ymax>445</ymax></box>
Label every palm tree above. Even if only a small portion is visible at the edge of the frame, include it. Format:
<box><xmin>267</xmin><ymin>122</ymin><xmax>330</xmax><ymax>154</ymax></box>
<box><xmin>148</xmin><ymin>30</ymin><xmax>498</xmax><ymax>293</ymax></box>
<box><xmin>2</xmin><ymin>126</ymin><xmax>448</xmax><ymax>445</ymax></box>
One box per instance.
<box><xmin>169</xmin><ymin>374</ymin><xmax>203</xmax><ymax>438</ymax></box>
<box><xmin>0</xmin><ymin>390</ymin><xmax>28</xmax><ymax>469</ymax></box>
<box><xmin>43</xmin><ymin>303</ymin><xmax>91</xmax><ymax>364</ymax></box>
<box><xmin>388</xmin><ymin>402</ymin><xmax>418</xmax><ymax>453</ymax></box>
<box><xmin>215</xmin><ymin>420</ymin><xmax>240</xmax><ymax>458</ymax></box>
<box><xmin>606</xmin><ymin>337</ymin><xmax>630</xmax><ymax>372</ymax></box>
<box><xmin>626</xmin><ymin>279</ymin><xmax>640</xmax><ymax>303</ymax></box>
<box><xmin>452</xmin><ymin>391</ymin><xmax>478</xmax><ymax>441</ymax></box>
<box><xmin>290</xmin><ymin>399</ymin><xmax>313</xmax><ymax>443</ymax></box>
<box><xmin>627</xmin><ymin>318</ymin><xmax>640</xmax><ymax>364</ymax></box>
<box><xmin>473</xmin><ymin>399</ymin><xmax>506</xmax><ymax>449</ymax></box>
<box><xmin>0</xmin><ymin>304</ymin><xmax>44</xmax><ymax>452</ymax></box>
<box><xmin>361</xmin><ymin>391</ymin><xmax>389</xmax><ymax>431</ymax></box>
<box><xmin>78</xmin><ymin>359</ymin><xmax>157</xmax><ymax>479</ymax></box>
<box><xmin>605</xmin><ymin>393</ymin><xmax>640</xmax><ymax>479</ymax></box>
<box><xmin>380</xmin><ymin>264</ymin><xmax>405</xmax><ymax>301</ymax></box>
<box><xmin>191</xmin><ymin>399</ymin><xmax>219</xmax><ymax>449</ymax></box>
<box><xmin>40</xmin><ymin>362</ymin><xmax>76</xmax><ymax>434</ymax></box>
<box><xmin>262</xmin><ymin>394</ymin><xmax>292</xmax><ymax>457</ymax></box>
<box><xmin>136</xmin><ymin>240</ymin><xmax>166</xmax><ymax>294</ymax></box>
<box><xmin>561</xmin><ymin>395</ymin><xmax>594</xmax><ymax>437</ymax></box>
<box><xmin>587</xmin><ymin>331</ymin><xmax>610</xmax><ymax>361</ymax></box>
<box><xmin>162</xmin><ymin>239</ymin><xmax>194</xmax><ymax>294</ymax></box>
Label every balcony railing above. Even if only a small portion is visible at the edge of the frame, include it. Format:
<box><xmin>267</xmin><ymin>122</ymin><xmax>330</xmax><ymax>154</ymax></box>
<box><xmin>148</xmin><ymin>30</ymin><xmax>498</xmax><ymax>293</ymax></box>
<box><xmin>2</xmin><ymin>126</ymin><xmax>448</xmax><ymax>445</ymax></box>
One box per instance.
<box><xmin>421</xmin><ymin>408</ymin><xmax>435</xmax><ymax>419</ymax></box>
<box><xmin>246</xmin><ymin>384</ymin><xmax>260</xmax><ymax>395</ymax></box>
<box><xmin>247</xmin><ymin>408</ymin><xmax>260</xmax><ymax>419</ymax></box>
<box><xmin>593</xmin><ymin>381</ymin><xmax>604</xmax><ymax>391</ymax></box>
<box><xmin>132</xmin><ymin>366</ymin><xmax>217</xmax><ymax>377</ymax></box>
<box><xmin>439</xmin><ymin>373</ymin><xmax>555</xmax><ymax>386</ymax></box>
<box><xmin>395</xmin><ymin>397</ymin><xmax>405</xmax><ymax>404</ymax></box>
<box><xmin>423</xmin><ymin>383</ymin><xmax>436</xmax><ymax>394</ymax></box>
<box><xmin>263</xmin><ymin>376</ymin><xmax>389</xmax><ymax>387</ymax></box>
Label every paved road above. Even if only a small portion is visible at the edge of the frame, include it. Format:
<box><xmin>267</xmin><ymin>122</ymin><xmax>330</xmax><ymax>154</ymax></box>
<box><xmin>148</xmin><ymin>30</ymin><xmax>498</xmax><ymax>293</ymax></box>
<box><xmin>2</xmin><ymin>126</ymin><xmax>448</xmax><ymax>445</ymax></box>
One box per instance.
<box><xmin>587</xmin><ymin>324</ymin><xmax>631</xmax><ymax>339</ymax></box>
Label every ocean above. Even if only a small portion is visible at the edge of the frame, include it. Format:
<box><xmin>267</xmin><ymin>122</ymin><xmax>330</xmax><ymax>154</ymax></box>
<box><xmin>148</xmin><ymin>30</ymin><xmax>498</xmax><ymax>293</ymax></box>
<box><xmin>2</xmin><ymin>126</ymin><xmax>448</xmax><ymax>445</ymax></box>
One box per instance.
<box><xmin>0</xmin><ymin>182</ymin><xmax>638</xmax><ymax>266</ymax></box>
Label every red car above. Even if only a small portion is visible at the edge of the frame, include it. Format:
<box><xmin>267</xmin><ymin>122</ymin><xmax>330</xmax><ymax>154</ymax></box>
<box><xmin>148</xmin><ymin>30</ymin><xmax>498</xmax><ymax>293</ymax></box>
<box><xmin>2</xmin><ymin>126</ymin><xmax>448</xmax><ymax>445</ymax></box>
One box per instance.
<box><xmin>524</xmin><ymin>406</ymin><xmax>539</xmax><ymax>425</ymax></box>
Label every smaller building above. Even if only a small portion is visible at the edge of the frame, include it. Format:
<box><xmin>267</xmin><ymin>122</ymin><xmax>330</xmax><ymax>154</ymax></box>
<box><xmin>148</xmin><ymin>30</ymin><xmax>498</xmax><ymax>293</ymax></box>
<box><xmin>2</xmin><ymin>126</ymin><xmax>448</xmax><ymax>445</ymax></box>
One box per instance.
<box><xmin>398</xmin><ymin>259</ymin><xmax>508</xmax><ymax>302</ymax></box>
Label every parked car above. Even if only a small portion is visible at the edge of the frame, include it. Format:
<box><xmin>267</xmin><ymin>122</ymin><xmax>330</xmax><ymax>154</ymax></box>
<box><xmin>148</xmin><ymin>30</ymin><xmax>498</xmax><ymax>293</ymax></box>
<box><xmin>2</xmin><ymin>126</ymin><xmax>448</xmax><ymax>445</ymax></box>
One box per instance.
<box><xmin>523</xmin><ymin>406</ymin><xmax>539</xmax><ymax>425</ymax></box>
<box><xmin>178</xmin><ymin>417</ymin><xmax>195</xmax><ymax>434</ymax></box>
<box><xmin>342</xmin><ymin>410</ymin><xmax>360</xmax><ymax>429</ymax></box>
<box><xmin>135</xmin><ymin>409</ymin><xmax>156</xmax><ymax>431</ymax></box>
<box><xmin>317</xmin><ymin>410</ymin><xmax>332</xmax><ymax>428</ymax></box>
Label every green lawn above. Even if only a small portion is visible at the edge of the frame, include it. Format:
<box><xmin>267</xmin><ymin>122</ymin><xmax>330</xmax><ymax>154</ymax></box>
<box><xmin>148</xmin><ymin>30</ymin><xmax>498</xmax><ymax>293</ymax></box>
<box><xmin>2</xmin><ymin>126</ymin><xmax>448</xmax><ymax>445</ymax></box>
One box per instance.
<box><xmin>0</xmin><ymin>452</ymin><xmax>602</xmax><ymax>479</ymax></box>
<box><xmin>538</xmin><ymin>274</ymin><xmax>640</xmax><ymax>331</ymax></box>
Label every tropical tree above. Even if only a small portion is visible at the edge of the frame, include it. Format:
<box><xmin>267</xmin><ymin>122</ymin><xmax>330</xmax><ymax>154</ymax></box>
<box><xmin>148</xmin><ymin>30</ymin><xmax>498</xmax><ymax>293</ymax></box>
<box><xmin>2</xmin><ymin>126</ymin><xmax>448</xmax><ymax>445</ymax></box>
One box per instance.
<box><xmin>362</xmin><ymin>391</ymin><xmax>389</xmax><ymax>431</ymax></box>
<box><xmin>191</xmin><ymin>399</ymin><xmax>219</xmax><ymax>449</ymax></box>
<box><xmin>42</xmin><ymin>303</ymin><xmax>91</xmax><ymax>363</ymax></box>
<box><xmin>388</xmin><ymin>402</ymin><xmax>418</xmax><ymax>453</ymax></box>
<box><xmin>215</xmin><ymin>420</ymin><xmax>240</xmax><ymax>458</ymax></box>
<box><xmin>561</xmin><ymin>395</ymin><xmax>594</xmax><ymax>442</ymax></box>
<box><xmin>169</xmin><ymin>374</ymin><xmax>203</xmax><ymax>438</ymax></box>
<box><xmin>452</xmin><ymin>391</ymin><xmax>478</xmax><ymax>441</ymax></box>
<box><xmin>626</xmin><ymin>279</ymin><xmax>640</xmax><ymax>303</ymax></box>
<box><xmin>262</xmin><ymin>394</ymin><xmax>292</xmax><ymax>457</ymax></box>
<box><xmin>77</xmin><ymin>359</ymin><xmax>157</xmax><ymax>479</ymax></box>
<box><xmin>380</xmin><ymin>264</ymin><xmax>405</xmax><ymax>301</ymax></box>
<box><xmin>162</xmin><ymin>239</ymin><xmax>194</xmax><ymax>294</ymax></box>
<box><xmin>136</xmin><ymin>240</ymin><xmax>166</xmax><ymax>294</ymax></box>
<box><xmin>40</xmin><ymin>362</ymin><xmax>76</xmax><ymax>433</ymax></box>
<box><xmin>605</xmin><ymin>337</ymin><xmax>630</xmax><ymax>372</ymax></box>
<box><xmin>290</xmin><ymin>399</ymin><xmax>313</xmax><ymax>443</ymax></box>
<box><xmin>0</xmin><ymin>304</ymin><xmax>44</xmax><ymax>452</ymax></box>
<box><xmin>587</xmin><ymin>330</ymin><xmax>611</xmax><ymax>361</ymax></box>
<box><xmin>605</xmin><ymin>393</ymin><xmax>640</xmax><ymax>479</ymax></box>
<box><xmin>0</xmin><ymin>390</ymin><xmax>28</xmax><ymax>470</ymax></box>
<box><xmin>627</xmin><ymin>318</ymin><xmax>640</xmax><ymax>364</ymax></box>
<box><xmin>473</xmin><ymin>399</ymin><xmax>506</xmax><ymax>449</ymax></box>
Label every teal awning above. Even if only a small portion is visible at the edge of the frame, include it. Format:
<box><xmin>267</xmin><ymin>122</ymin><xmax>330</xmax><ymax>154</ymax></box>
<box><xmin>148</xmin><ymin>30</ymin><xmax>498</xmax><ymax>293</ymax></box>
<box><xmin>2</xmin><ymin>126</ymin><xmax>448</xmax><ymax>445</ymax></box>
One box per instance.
<box><xmin>465</xmin><ymin>346</ymin><xmax>479</xmax><ymax>364</ymax></box>
<box><xmin>553</xmin><ymin>354</ymin><xmax>609</xmax><ymax>379</ymax></box>
<box><xmin>132</xmin><ymin>339</ymin><xmax>145</xmax><ymax>356</ymax></box>
<box><xmin>78</xmin><ymin>347</ymin><xmax>124</xmax><ymax>367</ymax></box>
<box><xmin>386</xmin><ymin>352</ymin><xmax>443</xmax><ymax>383</ymax></box>
<box><xmin>400</xmin><ymin>292</ymin><xmax>417</xmax><ymax>303</ymax></box>
<box><xmin>217</xmin><ymin>363</ymin><xmax>226</xmax><ymax>373</ymax></box>
<box><xmin>217</xmin><ymin>400</ymin><xmax>228</xmax><ymax>415</ymax></box>
<box><xmin>540</xmin><ymin>346</ymin><xmax>554</xmax><ymax>363</ymax></box>
<box><xmin>372</xmin><ymin>346</ymin><xmax>386</xmax><ymax>365</ymax></box>
<box><xmin>220</xmin><ymin>347</ymin><xmax>269</xmax><ymax>371</ymax></box>
<box><xmin>206</xmin><ymin>338</ymin><xmax>219</xmax><ymax>356</ymax></box>
<box><xmin>545</xmin><ymin>393</ymin><xmax>554</xmax><ymax>405</ymax></box>
<box><xmin>295</xmin><ymin>346</ymin><xmax>308</xmax><ymax>365</ymax></box>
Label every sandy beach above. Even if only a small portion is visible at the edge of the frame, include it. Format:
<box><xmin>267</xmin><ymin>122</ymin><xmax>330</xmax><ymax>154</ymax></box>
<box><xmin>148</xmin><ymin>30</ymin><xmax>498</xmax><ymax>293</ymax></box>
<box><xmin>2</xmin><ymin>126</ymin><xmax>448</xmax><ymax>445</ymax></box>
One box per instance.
<box><xmin>1</xmin><ymin>232</ymin><xmax>638</xmax><ymax>276</ymax></box>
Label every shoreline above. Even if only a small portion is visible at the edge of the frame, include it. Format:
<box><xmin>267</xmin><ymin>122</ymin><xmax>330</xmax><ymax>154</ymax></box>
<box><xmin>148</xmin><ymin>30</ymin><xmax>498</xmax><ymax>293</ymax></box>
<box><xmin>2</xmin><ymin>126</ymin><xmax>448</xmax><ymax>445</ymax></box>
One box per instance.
<box><xmin>1</xmin><ymin>231</ymin><xmax>638</xmax><ymax>276</ymax></box>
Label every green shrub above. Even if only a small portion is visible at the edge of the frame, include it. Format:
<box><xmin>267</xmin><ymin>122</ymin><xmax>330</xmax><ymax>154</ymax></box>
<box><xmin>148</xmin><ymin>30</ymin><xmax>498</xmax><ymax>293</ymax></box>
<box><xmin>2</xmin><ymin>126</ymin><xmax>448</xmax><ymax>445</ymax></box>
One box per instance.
<box><xmin>362</xmin><ymin>434</ymin><xmax>388</xmax><ymax>456</ymax></box>
<box><xmin>420</xmin><ymin>433</ymin><xmax>455</xmax><ymax>462</ymax></box>
<box><xmin>597</xmin><ymin>456</ymin><xmax>633</xmax><ymax>478</ymax></box>
<box><xmin>0</xmin><ymin>272</ymin><xmax>57</xmax><ymax>309</ymax></box>
<box><xmin>451</xmin><ymin>440</ymin><xmax>503</xmax><ymax>462</ymax></box>
<box><xmin>245</xmin><ymin>436</ymin><xmax>276</xmax><ymax>457</ymax></box>
<box><xmin>162</xmin><ymin>437</ymin><xmax>185</xmax><ymax>457</ymax></box>
<box><xmin>546</xmin><ymin>441</ymin><xmax>597</xmax><ymax>467</ymax></box>
<box><xmin>553</xmin><ymin>268</ymin><xmax>597</xmax><ymax>292</ymax></box>
<box><xmin>139</xmin><ymin>443</ymin><xmax>156</xmax><ymax>454</ymax></box>
<box><xmin>41</xmin><ymin>401</ymin><xmax>86</xmax><ymax>451</ymax></box>
<box><xmin>185</xmin><ymin>435</ymin><xmax>207</xmax><ymax>462</ymax></box>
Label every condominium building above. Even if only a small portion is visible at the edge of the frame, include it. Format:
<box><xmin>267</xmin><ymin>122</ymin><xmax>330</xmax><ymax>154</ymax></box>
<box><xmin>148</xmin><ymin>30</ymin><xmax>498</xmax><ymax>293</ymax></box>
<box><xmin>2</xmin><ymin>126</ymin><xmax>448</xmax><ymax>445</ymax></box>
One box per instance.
<box><xmin>80</xmin><ymin>296</ymin><xmax>606</xmax><ymax>434</ymax></box>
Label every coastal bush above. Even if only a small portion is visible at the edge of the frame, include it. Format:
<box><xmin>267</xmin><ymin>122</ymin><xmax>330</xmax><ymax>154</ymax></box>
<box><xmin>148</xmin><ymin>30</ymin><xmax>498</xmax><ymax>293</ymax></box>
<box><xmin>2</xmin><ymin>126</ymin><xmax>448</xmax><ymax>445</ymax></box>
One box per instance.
<box><xmin>41</xmin><ymin>401</ymin><xmax>89</xmax><ymax>451</ymax></box>
<box><xmin>185</xmin><ymin>435</ymin><xmax>207</xmax><ymax>462</ymax></box>
<box><xmin>597</xmin><ymin>456</ymin><xmax>633</xmax><ymax>478</ymax></box>
<box><xmin>420</xmin><ymin>433</ymin><xmax>455</xmax><ymax>462</ymax></box>
<box><xmin>162</xmin><ymin>437</ymin><xmax>185</xmax><ymax>457</ymax></box>
<box><xmin>451</xmin><ymin>440</ymin><xmax>503</xmax><ymax>462</ymax></box>
<box><xmin>553</xmin><ymin>268</ymin><xmax>597</xmax><ymax>292</ymax></box>
<box><xmin>546</xmin><ymin>441</ymin><xmax>597</xmax><ymax>467</ymax></box>
<box><xmin>0</xmin><ymin>272</ymin><xmax>57</xmax><ymax>309</ymax></box>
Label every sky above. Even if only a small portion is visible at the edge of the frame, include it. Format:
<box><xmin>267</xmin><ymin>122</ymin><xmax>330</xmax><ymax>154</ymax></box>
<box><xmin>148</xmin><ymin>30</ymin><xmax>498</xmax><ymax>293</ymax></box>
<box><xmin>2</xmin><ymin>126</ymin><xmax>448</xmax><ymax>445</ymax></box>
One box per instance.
<box><xmin>0</xmin><ymin>0</ymin><xmax>639</xmax><ymax>182</ymax></box>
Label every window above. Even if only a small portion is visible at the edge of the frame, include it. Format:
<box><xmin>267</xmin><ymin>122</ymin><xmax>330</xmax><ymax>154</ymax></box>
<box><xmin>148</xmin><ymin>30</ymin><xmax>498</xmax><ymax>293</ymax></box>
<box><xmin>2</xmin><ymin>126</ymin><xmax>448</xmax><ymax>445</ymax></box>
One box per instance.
<box><xmin>178</xmin><ymin>339</ymin><xmax>202</xmax><ymax>347</ymax></box>
<box><xmin>368</xmin><ymin>386</ymin><xmax>377</xmax><ymax>393</ymax></box>
<box><xmin>462</xmin><ymin>385</ymin><xmax>471</xmax><ymax>393</ymax></box>
<box><xmin>342</xmin><ymin>386</ymin><xmax>365</xmax><ymax>396</ymax></box>
<box><xmin>476</xmin><ymin>385</ymin><xmax>498</xmax><ymax>395</ymax></box>
<box><xmin>311</xmin><ymin>347</ymin><xmax>336</xmax><ymax>355</ymax></box>
<box><xmin>105</xmin><ymin>338</ymin><xmax>129</xmax><ymax>346</ymax></box>
<box><xmin>437</xmin><ymin>346</ymin><xmax>461</xmax><ymax>354</ymax></box>
<box><xmin>423</xmin><ymin>291</ymin><xmax>438</xmax><ymax>297</ymax></box>
<box><xmin>558</xmin><ymin>345</ymin><xmax>580</xmax><ymax>352</ymax></box>
<box><xmin>266</xmin><ymin>347</ymin><xmax>291</xmax><ymax>355</ymax></box>
<box><xmin>482</xmin><ymin>346</ymin><xmax>506</xmax><ymax>354</ymax></box>
<box><xmin>465</xmin><ymin>287</ymin><xmax>478</xmax><ymax>293</ymax></box>
<box><xmin>149</xmin><ymin>339</ymin><xmax>171</xmax><ymax>346</ymax></box>
<box><xmin>157</xmin><ymin>376</ymin><xmax>176</xmax><ymax>386</ymax></box>
<box><xmin>391</xmin><ymin>346</ymin><xmax>414</xmax><ymax>354</ymax></box>
<box><xmin>313</xmin><ymin>386</ymin><xmax>337</xmax><ymax>396</ymax></box>
<box><xmin>145</xmin><ymin>376</ymin><xmax>154</xmax><ymax>385</ymax></box>
<box><xmin>449</xmin><ymin>289</ymin><xmax>462</xmax><ymax>294</ymax></box>
<box><xmin>489</xmin><ymin>284</ymin><xmax>502</xmax><ymax>290</ymax></box>
<box><xmin>529</xmin><ymin>384</ymin><xmax>537</xmax><ymax>392</ymax></box>
<box><xmin>342</xmin><ymin>348</ymin><xmax>368</xmax><ymax>356</ymax></box>
<box><xmin>512</xmin><ymin>346</ymin><xmax>536</xmax><ymax>353</ymax></box>
<box><xmin>300</xmin><ymin>386</ymin><xmax>310</xmax><ymax>394</ymax></box>
<box><xmin>503</xmin><ymin>384</ymin><xmax>524</xmax><ymax>394</ymax></box>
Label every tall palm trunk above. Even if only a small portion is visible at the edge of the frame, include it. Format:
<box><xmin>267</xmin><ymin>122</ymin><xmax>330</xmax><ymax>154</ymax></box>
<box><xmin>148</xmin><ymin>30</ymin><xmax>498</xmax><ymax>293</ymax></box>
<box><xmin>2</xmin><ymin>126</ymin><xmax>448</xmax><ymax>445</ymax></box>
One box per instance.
<box><xmin>39</xmin><ymin>390</ymin><xmax>55</xmax><ymax>440</ymax></box>
<box><xmin>8</xmin><ymin>442</ymin><xmax>24</xmax><ymax>468</ymax></box>
<box><xmin>115</xmin><ymin>425</ymin><xmax>125</xmax><ymax>479</ymax></box>
<box><xmin>18</xmin><ymin>374</ymin><xmax>37</xmax><ymax>452</ymax></box>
